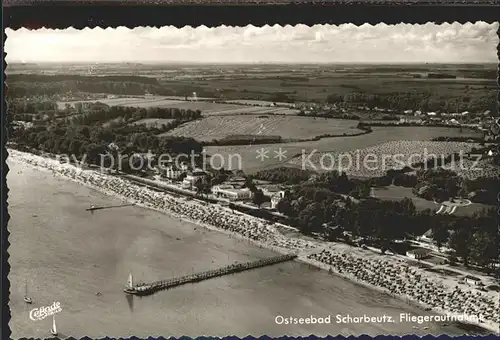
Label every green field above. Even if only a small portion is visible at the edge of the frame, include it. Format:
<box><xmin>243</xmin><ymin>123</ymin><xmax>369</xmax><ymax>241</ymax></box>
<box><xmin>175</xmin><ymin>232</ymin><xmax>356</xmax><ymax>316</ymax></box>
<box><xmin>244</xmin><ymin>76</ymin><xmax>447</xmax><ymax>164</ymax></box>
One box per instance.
<box><xmin>57</xmin><ymin>97</ymin><xmax>299</xmax><ymax>116</ymax></box>
<box><xmin>287</xmin><ymin>141</ymin><xmax>478</xmax><ymax>177</ymax></box>
<box><xmin>56</xmin><ymin>97</ymin><xmax>185</xmax><ymax>110</ymax></box>
<box><xmin>371</xmin><ymin>185</ymin><xmax>492</xmax><ymax>217</ymax></box>
<box><xmin>204</xmin><ymin>126</ymin><xmax>483</xmax><ymax>174</ymax></box>
<box><xmin>162</xmin><ymin>116</ymin><xmax>361</xmax><ymax>141</ymax></box>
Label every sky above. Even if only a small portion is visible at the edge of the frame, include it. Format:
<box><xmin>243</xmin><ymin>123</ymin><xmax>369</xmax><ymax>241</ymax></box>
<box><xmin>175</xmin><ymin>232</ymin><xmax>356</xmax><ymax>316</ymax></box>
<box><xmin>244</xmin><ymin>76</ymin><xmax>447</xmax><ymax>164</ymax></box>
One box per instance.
<box><xmin>5</xmin><ymin>22</ymin><xmax>499</xmax><ymax>64</ymax></box>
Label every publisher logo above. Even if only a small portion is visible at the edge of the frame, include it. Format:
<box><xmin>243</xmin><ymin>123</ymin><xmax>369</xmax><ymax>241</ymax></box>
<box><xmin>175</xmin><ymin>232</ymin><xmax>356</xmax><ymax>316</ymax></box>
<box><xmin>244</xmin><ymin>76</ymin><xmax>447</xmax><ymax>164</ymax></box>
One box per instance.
<box><xmin>29</xmin><ymin>301</ymin><xmax>62</xmax><ymax>321</ymax></box>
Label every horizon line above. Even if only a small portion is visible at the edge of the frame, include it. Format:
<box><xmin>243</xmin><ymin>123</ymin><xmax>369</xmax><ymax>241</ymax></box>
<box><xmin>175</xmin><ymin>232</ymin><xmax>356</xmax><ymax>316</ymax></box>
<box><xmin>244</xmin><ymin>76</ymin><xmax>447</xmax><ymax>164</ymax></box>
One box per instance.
<box><xmin>6</xmin><ymin>61</ymin><xmax>497</xmax><ymax>65</ymax></box>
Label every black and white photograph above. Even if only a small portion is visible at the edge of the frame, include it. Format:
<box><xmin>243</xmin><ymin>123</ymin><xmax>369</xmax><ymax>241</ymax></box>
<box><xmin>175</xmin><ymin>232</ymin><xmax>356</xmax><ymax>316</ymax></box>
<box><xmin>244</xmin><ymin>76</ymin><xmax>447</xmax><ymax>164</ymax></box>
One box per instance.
<box><xmin>4</xmin><ymin>22</ymin><xmax>500</xmax><ymax>338</ymax></box>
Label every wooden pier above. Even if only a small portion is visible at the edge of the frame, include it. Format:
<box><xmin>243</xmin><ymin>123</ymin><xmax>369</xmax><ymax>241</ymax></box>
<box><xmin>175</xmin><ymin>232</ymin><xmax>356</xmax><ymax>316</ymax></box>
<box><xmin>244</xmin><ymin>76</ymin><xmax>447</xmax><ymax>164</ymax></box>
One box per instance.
<box><xmin>86</xmin><ymin>203</ymin><xmax>135</xmax><ymax>212</ymax></box>
<box><xmin>124</xmin><ymin>253</ymin><xmax>297</xmax><ymax>296</ymax></box>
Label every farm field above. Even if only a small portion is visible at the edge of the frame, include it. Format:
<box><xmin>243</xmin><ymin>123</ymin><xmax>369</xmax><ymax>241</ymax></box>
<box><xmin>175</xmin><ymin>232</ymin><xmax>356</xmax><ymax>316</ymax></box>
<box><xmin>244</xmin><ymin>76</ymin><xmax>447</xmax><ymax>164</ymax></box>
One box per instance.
<box><xmin>175</xmin><ymin>71</ymin><xmax>496</xmax><ymax>103</ymax></box>
<box><xmin>224</xmin><ymin>99</ymin><xmax>297</xmax><ymax>107</ymax></box>
<box><xmin>146</xmin><ymin>103</ymin><xmax>298</xmax><ymax>116</ymax></box>
<box><xmin>130</xmin><ymin>118</ymin><xmax>177</xmax><ymax>128</ymax></box>
<box><xmin>57</xmin><ymin>96</ymin><xmax>184</xmax><ymax>110</ymax></box>
<box><xmin>370</xmin><ymin>185</ymin><xmax>493</xmax><ymax>217</ymax></box>
<box><xmin>57</xmin><ymin>97</ymin><xmax>299</xmax><ymax>115</ymax></box>
<box><xmin>287</xmin><ymin>141</ymin><xmax>478</xmax><ymax>177</ymax></box>
<box><xmin>204</xmin><ymin>126</ymin><xmax>483</xmax><ymax>174</ymax></box>
<box><xmin>445</xmin><ymin>157</ymin><xmax>499</xmax><ymax>180</ymax></box>
<box><xmin>162</xmin><ymin>116</ymin><xmax>361</xmax><ymax>141</ymax></box>
<box><xmin>202</xmin><ymin>106</ymin><xmax>298</xmax><ymax>116</ymax></box>
<box><xmin>18</xmin><ymin>63</ymin><xmax>496</xmax><ymax>107</ymax></box>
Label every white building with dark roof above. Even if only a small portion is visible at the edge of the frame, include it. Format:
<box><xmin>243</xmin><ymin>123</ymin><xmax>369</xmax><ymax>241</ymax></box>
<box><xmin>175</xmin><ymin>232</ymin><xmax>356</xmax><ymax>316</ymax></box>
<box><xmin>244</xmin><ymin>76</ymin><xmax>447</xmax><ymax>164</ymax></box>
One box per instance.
<box><xmin>182</xmin><ymin>168</ymin><xmax>209</xmax><ymax>189</ymax></box>
<box><xmin>464</xmin><ymin>275</ymin><xmax>482</xmax><ymax>285</ymax></box>
<box><xmin>406</xmin><ymin>248</ymin><xmax>432</xmax><ymax>260</ymax></box>
<box><xmin>212</xmin><ymin>185</ymin><xmax>253</xmax><ymax>201</ymax></box>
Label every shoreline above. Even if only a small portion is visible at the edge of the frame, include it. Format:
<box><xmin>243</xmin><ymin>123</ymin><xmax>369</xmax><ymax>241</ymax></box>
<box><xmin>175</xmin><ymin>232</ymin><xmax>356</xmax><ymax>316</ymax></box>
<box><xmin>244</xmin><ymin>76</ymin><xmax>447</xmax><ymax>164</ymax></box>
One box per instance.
<box><xmin>296</xmin><ymin>255</ymin><xmax>495</xmax><ymax>334</ymax></box>
<box><xmin>7</xmin><ymin>149</ymin><xmax>499</xmax><ymax>335</ymax></box>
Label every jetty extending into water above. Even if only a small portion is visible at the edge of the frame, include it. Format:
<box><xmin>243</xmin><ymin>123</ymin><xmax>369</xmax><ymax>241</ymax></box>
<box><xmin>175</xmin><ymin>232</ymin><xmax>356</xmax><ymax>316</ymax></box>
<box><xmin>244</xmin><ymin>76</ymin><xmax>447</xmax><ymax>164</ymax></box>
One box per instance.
<box><xmin>86</xmin><ymin>203</ymin><xmax>135</xmax><ymax>212</ymax></box>
<box><xmin>124</xmin><ymin>253</ymin><xmax>297</xmax><ymax>296</ymax></box>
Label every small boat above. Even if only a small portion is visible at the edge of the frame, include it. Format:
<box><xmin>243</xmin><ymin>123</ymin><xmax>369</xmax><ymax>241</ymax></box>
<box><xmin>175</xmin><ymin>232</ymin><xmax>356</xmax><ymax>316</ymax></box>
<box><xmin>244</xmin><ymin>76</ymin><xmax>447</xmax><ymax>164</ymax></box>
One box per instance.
<box><xmin>24</xmin><ymin>280</ymin><xmax>32</xmax><ymax>304</ymax></box>
<box><xmin>123</xmin><ymin>272</ymin><xmax>135</xmax><ymax>294</ymax></box>
<box><xmin>50</xmin><ymin>314</ymin><xmax>58</xmax><ymax>336</ymax></box>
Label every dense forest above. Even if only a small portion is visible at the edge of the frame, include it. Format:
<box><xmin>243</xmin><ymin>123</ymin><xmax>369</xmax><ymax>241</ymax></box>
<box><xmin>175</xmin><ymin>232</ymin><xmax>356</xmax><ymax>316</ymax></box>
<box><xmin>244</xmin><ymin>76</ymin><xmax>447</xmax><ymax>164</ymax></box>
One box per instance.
<box><xmin>7</xmin><ymin>75</ymin><xmax>169</xmax><ymax>98</ymax></box>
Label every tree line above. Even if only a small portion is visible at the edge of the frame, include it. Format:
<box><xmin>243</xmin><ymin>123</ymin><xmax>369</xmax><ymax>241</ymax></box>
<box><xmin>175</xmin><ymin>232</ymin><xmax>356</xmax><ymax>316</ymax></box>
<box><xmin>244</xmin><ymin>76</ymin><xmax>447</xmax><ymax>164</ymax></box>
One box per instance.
<box><xmin>253</xmin><ymin>167</ymin><xmax>313</xmax><ymax>185</ymax></box>
<box><xmin>10</xmin><ymin>102</ymin><xmax>204</xmax><ymax>170</ymax></box>
<box><xmin>8</xmin><ymin>74</ymin><xmax>161</xmax><ymax>84</ymax></box>
<box><xmin>7</xmin><ymin>79</ymin><xmax>170</xmax><ymax>98</ymax></box>
<box><xmin>326</xmin><ymin>90</ymin><xmax>496</xmax><ymax>113</ymax></box>
<box><xmin>68</xmin><ymin>105</ymin><xmax>201</xmax><ymax>125</ymax></box>
<box><xmin>272</xmin><ymin>169</ymin><xmax>497</xmax><ymax>269</ymax></box>
<box><xmin>7</xmin><ymin>74</ymin><xmax>219</xmax><ymax>99</ymax></box>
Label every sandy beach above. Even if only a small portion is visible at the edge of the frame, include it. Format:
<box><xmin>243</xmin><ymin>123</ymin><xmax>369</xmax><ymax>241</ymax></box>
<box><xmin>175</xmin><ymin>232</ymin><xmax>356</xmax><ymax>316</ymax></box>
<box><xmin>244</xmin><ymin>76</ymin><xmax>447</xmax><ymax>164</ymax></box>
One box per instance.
<box><xmin>7</xmin><ymin>148</ymin><xmax>499</xmax><ymax>335</ymax></box>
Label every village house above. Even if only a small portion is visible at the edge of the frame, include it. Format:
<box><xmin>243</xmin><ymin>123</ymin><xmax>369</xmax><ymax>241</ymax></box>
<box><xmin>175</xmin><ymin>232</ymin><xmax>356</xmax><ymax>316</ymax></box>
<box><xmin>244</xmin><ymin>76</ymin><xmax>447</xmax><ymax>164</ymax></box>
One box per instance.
<box><xmin>464</xmin><ymin>275</ymin><xmax>482</xmax><ymax>286</ymax></box>
<box><xmin>442</xmin><ymin>112</ymin><xmax>461</xmax><ymax>117</ymax></box>
<box><xmin>270</xmin><ymin>194</ymin><xmax>284</xmax><ymax>209</ymax></box>
<box><xmin>260</xmin><ymin>186</ymin><xmax>285</xmax><ymax>198</ymax></box>
<box><xmin>182</xmin><ymin>168</ymin><xmax>209</xmax><ymax>189</ymax></box>
<box><xmin>226</xmin><ymin>176</ymin><xmax>247</xmax><ymax>186</ymax></box>
<box><xmin>258</xmin><ymin>186</ymin><xmax>286</xmax><ymax>209</ymax></box>
<box><xmin>416</xmin><ymin>229</ymin><xmax>433</xmax><ymax>243</ymax></box>
<box><xmin>155</xmin><ymin>161</ymin><xmax>189</xmax><ymax>180</ymax></box>
<box><xmin>406</xmin><ymin>248</ymin><xmax>432</xmax><ymax>260</ymax></box>
<box><xmin>399</xmin><ymin>117</ymin><xmax>423</xmax><ymax>124</ymax></box>
<box><xmin>212</xmin><ymin>185</ymin><xmax>253</xmax><ymax>201</ymax></box>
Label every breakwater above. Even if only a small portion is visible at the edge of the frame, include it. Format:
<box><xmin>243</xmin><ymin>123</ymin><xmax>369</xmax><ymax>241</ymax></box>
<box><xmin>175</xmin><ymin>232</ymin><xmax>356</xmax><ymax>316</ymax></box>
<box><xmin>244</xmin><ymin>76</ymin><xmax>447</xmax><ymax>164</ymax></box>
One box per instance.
<box><xmin>124</xmin><ymin>253</ymin><xmax>297</xmax><ymax>296</ymax></box>
<box><xmin>86</xmin><ymin>203</ymin><xmax>135</xmax><ymax>212</ymax></box>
